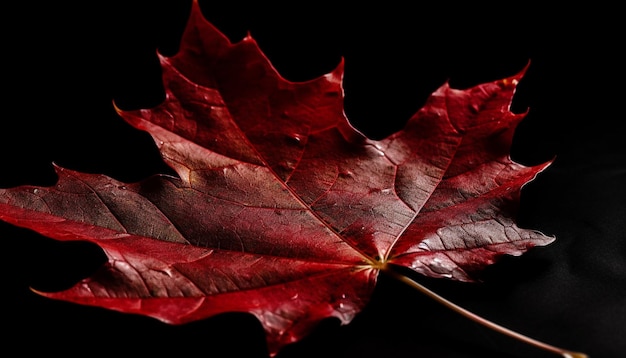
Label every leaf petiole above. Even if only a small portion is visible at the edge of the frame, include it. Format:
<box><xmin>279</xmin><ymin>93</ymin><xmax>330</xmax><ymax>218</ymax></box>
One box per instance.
<box><xmin>382</xmin><ymin>266</ymin><xmax>588</xmax><ymax>358</ymax></box>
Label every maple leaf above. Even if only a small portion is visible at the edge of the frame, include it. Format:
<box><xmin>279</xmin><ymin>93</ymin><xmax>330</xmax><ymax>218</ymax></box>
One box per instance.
<box><xmin>0</xmin><ymin>1</ymin><xmax>561</xmax><ymax>356</ymax></box>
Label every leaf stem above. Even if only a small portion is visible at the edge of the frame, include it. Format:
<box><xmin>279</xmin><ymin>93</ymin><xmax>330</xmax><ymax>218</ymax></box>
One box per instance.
<box><xmin>382</xmin><ymin>267</ymin><xmax>588</xmax><ymax>358</ymax></box>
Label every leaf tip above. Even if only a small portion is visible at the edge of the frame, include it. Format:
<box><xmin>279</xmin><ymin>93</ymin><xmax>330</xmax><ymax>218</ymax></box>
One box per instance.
<box><xmin>326</xmin><ymin>56</ymin><xmax>346</xmax><ymax>83</ymax></box>
<box><xmin>112</xmin><ymin>100</ymin><xmax>124</xmax><ymax>115</ymax></box>
<box><xmin>506</xmin><ymin>60</ymin><xmax>531</xmax><ymax>86</ymax></box>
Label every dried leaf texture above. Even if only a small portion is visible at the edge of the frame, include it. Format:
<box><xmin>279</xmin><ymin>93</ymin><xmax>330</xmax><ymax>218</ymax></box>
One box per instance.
<box><xmin>0</xmin><ymin>1</ymin><xmax>554</xmax><ymax>355</ymax></box>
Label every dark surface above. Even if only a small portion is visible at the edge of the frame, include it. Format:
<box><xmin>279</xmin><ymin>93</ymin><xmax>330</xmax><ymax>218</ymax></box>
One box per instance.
<box><xmin>2</xmin><ymin>1</ymin><xmax>624</xmax><ymax>357</ymax></box>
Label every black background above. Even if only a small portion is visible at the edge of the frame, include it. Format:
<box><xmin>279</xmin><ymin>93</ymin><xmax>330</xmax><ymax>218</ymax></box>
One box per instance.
<box><xmin>2</xmin><ymin>1</ymin><xmax>624</xmax><ymax>357</ymax></box>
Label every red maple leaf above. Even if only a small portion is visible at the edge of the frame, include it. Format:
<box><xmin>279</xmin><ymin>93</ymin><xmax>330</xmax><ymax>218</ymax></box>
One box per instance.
<box><xmin>0</xmin><ymin>1</ymin><xmax>562</xmax><ymax>356</ymax></box>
